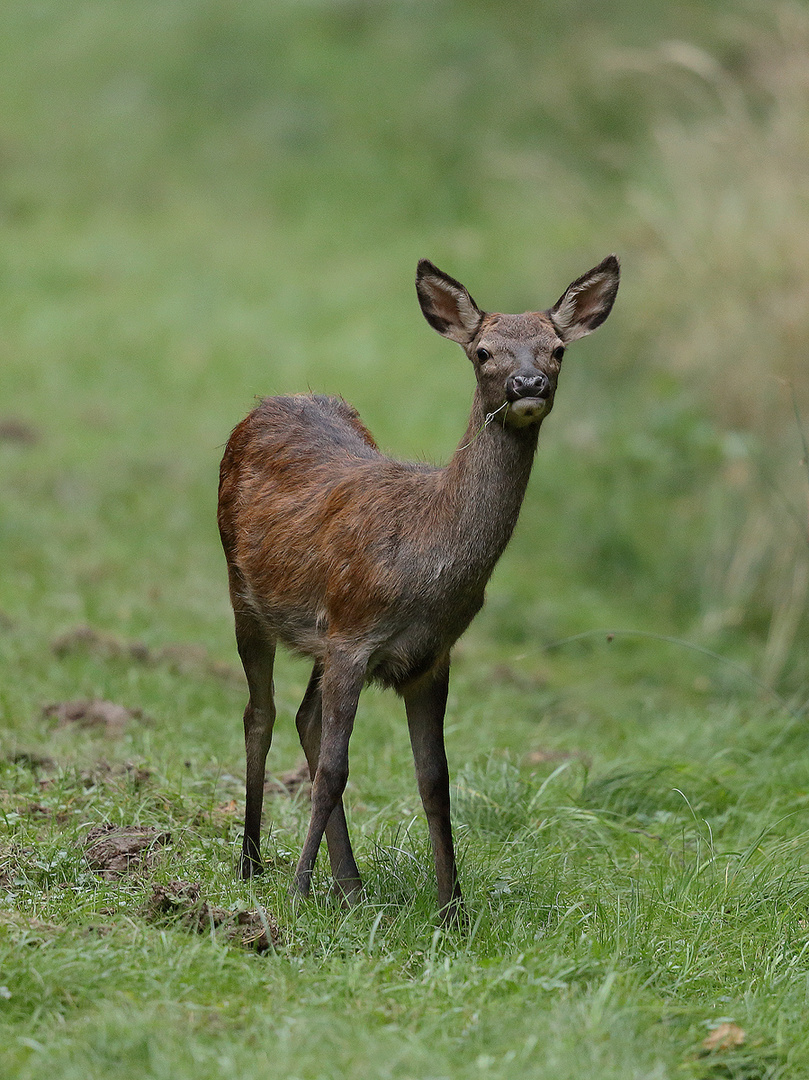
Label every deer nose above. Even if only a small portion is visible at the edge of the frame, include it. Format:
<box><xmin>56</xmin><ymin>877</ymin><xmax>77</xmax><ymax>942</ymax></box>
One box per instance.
<box><xmin>506</xmin><ymin>372</ymin><xmax>549</xmax><ymax>401</ymax></box>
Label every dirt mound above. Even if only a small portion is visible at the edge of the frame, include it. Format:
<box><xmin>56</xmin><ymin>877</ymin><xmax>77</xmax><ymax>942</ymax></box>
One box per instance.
<box><xmin>84</xmin><ymin>824</ymin><xmax>170</xmax><ymax>878</ymax></box>
<box><xmin>43</xmin><ymin>699</ymin><xmax>147</xmax><ymax>734</ymax></box>
<box><xmin>145</xmin><ymin>880</ymin><xmax>281</xmax><ymax>951</ymax></box>
<box><xmin>52</xmin><ymin>625</ymin><xmax>243</xmax><ymax>684</ymax></box>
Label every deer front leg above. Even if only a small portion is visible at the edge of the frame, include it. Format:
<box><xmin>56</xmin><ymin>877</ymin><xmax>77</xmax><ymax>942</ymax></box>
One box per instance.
<box><xmin>293</xmin><ymin>649</ymin><xmax>364</xmax><ymax>898</ymax></box>
<box><xmin>403</xmin><ymin>658</ymin><xmax>463</xmax><ymax>923</ymax></box>
<box><xmin>295</xmin><ymin>662</ymin><xmax>362</xmax><ymax>904</ymax></box>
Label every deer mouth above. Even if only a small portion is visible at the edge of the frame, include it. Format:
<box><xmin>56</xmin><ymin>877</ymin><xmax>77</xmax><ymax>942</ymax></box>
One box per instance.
<box><xmin>506</xmin><ymin>396</ymin><xmax>550</xmax><ymax>426</ymax></box>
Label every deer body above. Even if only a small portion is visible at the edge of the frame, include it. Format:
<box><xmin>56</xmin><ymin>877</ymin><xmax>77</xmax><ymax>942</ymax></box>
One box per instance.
<box><xmin>218</xmin><ymin>256</ymin><xmax>619</xmax><ymax>918</ymax></box>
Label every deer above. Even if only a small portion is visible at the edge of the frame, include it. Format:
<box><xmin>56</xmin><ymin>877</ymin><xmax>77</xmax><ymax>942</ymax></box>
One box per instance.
<box><xmin>217</xmin><ymin>254</ymin><xmax>619</xmax><ymax>920</ymax></box>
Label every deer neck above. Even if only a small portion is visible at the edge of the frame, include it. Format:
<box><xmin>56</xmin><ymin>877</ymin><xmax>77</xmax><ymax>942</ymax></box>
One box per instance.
<box><xmin>436</xmin><ymin>391</ymin><xmax>540</xmax><ymax>578</ymax></box>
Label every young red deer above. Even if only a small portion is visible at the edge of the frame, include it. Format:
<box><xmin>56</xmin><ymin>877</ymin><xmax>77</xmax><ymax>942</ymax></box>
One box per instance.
<box><xmin>218</xmin><ymin>255</ymin><xmax>619</xmax><ymax>919</ymax></box>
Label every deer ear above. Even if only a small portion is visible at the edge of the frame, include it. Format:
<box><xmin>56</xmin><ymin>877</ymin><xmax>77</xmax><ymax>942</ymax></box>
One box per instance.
<box><xmin>416</xmin><ymin>260</ymin><xmax>484</xmax><ymax>345</ymax></box>
<box><xmin>549</xmin><ymin>254</ymin><xmax>620</xmax><ymax>343</ymax></box>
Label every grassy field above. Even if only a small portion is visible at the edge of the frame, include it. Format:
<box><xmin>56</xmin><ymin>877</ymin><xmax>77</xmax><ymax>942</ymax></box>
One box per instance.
<box><xmin>2</xmin><ymin>1</ymin><xmax>809</xmax><ymax>1077</ymax></box>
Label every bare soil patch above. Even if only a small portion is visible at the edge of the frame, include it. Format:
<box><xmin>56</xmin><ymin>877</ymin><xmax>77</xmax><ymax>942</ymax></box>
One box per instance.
<box><xmin>52</xmin><ymin>625</ymin><xmax>243</xmax><ymax>684</ymax></box>
<box><xmin>145</xmin><ymin>880</ymin><xmax>281</xmax><ymax>951</ymax></box>
<box><xmin>84</xmin><ymin>824</ymin><xmax>170</xmax><ymax>878</ymax></box>
<box><xmin>78</xmin><ymin>760</ymin><xmax>152</xmax><ymax>788</ymax></box>
<box><xmin>0</xmin><ymin>417</ymin><xmax>39</xmax><ymax>445</ymax></box>
<box><xmin>42</xmin><ymin>699</ymin><xmax>147</xmax><ymax>734</ymax></box>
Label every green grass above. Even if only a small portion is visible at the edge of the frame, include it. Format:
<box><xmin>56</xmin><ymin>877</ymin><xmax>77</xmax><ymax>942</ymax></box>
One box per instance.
<box><xmin>2</xmin><ymin>0</ymin><xmax>809</xmax><ymax>1077</ymax></box>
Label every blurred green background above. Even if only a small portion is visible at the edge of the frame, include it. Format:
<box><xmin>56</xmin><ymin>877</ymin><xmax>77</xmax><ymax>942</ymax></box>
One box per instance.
<box><xmin>2</xmin><ymin>0</ymin><xmax>808</xmax><ymax>694</ymax></box>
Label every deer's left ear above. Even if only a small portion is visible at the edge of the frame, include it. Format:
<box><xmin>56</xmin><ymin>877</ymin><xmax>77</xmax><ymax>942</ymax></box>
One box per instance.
<box><xmin>549</xmin><ymin>254</ymin><xmax>620</xmax><ymax>343</ymax></box>
<box><xmin>416</xmin><ymin>259</ymin><xmax>484</xmax><ymax>345</ymax></box>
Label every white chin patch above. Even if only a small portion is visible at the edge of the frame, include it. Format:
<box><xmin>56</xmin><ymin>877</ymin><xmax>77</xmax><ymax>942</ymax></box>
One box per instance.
<box><xmin>507</xmin><ymin>397</ymin><xmax>548</xmax><ymax>427</ymax></box>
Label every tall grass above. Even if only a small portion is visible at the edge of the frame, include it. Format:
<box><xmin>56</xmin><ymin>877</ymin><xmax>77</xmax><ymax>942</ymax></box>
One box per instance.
<box><xmin>596</xmin><ymin>4</ymin><xmax>809</xmax><ymax>686</ymax></box>
<box><xmin>617</xmin><ymin>7</ymin><xmax>809</xmax><ymax>421</ymax></box>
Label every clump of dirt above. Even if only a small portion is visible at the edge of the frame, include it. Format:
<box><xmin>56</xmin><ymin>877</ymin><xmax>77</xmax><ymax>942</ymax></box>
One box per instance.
<box><xmin>84</xmin><ymin>824</ymin><xmax>170</xmax><ymax>879</ymax></box>
<box><xmin>51</xmin><ymin>625</ymin><xmax>243</xmax><ymax>685</ymax></box>
<box><xmin>42</xmin><ymin>699</ymin><xmax>147</xmax><ymax>734</ymax></box>
<box><xmin>0</xmin><ymin>418</ymin><xmax>39</xmax><ymax>445</ymax></box>
<box><xmin>78</xmin><ymin>760</ymin><xmax>152</xmax><ymax>788</ymax></box>
<box><xmin>265</xmin><ymin>761</ymin><xmax>311</xmax><ymax>798</ymax></box>
<box><xmin>145</xmin><ymin>880</ymin><xmax>281</xmax><ymax>951</ymax></box>
<box><xmin>51</xmin><ymin>626</ymin><xmax>150</xmax><ymax>663</ymax></box>
<box><xmin>230</xmin><ymin>908</ymin><xmax>281</xmax><ymax>952</ymax></box>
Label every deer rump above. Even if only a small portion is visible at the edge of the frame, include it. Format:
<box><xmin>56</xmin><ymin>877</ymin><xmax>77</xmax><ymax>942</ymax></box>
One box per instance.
<box><xmin>218</xmin><ymin>393</ymin><xmax>484</xmax><ymax>692</ymax></box>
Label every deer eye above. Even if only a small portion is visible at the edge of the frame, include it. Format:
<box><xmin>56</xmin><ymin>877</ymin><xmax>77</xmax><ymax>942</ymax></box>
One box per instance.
<box><xmin>476</xmin><ymin>347</ymin><xmax>491</xmax><ymax>362</ymax></box>
<box><xmin>552</xmin><ymin>346</ymin><xmax>565</xmax><ymax>362</ymax></box>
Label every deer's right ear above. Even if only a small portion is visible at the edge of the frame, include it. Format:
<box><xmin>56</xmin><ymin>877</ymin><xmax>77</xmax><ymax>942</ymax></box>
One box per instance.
<box><xmin>416</xmin><ymin>260</ymin><xmax>484</xmax><ymax>345</ymax></box>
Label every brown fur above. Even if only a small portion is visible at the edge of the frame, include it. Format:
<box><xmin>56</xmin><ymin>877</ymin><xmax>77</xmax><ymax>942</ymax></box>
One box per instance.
<box><xmin>218</xmin><ymin>255</ymin><xmax>619</xmax><ymax>918</ymax></box>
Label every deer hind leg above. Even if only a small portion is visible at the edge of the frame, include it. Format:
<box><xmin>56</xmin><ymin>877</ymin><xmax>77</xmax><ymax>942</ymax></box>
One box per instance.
<box><xmin>293</xmin><ymin>648</ymin><xmax>365</xmax><ymax>899</ymax></box>
<box><xmin>295</xmin><ymin>663</ymin><xmax>362</xmax><ymax>904</ymax></box>
<box><xmin>403</xmin><ymin>659</ymin><xmax>463</xmax><ymax>923</ymax></box>
<box><xmin>234</xmin><ymin>608</ymin><xmax>276</xmax><ymax>879</ymax></box>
